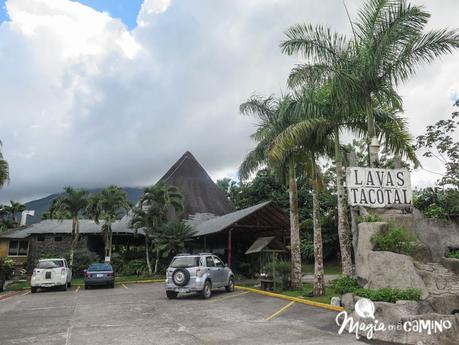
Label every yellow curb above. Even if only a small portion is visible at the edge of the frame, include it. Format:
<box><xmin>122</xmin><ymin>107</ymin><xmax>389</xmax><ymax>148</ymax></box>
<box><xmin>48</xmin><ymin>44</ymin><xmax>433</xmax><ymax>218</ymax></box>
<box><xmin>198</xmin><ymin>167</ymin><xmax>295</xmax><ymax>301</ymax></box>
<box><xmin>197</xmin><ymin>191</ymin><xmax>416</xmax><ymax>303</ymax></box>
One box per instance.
<box><xmin>235</xmin><ymin>285</ymin><xmax>344</xmax><ymax>312</ymax></box>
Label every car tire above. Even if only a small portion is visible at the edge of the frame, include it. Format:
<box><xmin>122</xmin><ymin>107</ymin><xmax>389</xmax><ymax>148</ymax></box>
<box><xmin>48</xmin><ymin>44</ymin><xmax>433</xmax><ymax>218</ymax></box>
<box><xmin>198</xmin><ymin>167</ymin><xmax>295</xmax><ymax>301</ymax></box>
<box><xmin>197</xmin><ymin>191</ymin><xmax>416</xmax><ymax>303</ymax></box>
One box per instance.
<box><xmin>67</xmin><ymin>282</ymin><xmax>72</xmax><ymax>288</ymax></box>
<box><xmin>201</xmin><ymin>280</ymin><xmax>212</xmax><ymax>299</ymax></box>
<box><xmin>172</xmin><ymin>268</ymin><xmax>190</xmax><ymax>287</ymax></box>
<box><xmin>110</xmin><ymin>283</ymin><xmax>115</xmax><ymax>289</ymax></box>
<box><xmin>225</xmin><ymin>277</ymin><xmax>235</xmax><ymax>292</ymax></box>
<box><xmin>61</xmin><ymin>284</ymin><xmax>67</xmax><ymax>291</ymax></box>
<box><xmin>85</xmin><ymin>284</ymin><xmax>89</xmax><ymax>290</ymax></box>
<box><xmin>166</xmin><ymin>291</ymin><xmax>178</xmax><ymax>299</ymax></box>
<box><xmin>31</xmin><ymin>287</ymin><xmax>37</xmax><ymax>293</ymax></box>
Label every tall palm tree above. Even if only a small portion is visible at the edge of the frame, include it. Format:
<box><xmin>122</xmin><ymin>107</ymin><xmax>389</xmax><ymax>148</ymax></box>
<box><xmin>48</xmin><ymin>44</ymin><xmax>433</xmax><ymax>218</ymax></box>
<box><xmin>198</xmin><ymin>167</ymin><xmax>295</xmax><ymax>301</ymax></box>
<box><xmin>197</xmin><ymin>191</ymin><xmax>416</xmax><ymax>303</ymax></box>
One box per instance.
<box><xmin>53</xmin><ymin>187</ymin><xmax>88</xmax><ymax>267</ymax></box>
<box><xmin>281</xmin><ymin>0</ymin><xmax>459</xmax><ymax>167</ymax></box>
<box><xmin>239</xmin><ymin>94</ymin><xmax>304</xmax><ymax>289</ymax></box>
<box><xmin>139</xmin><ymin>183</ymin><xmax>184</xmax><ymax>273</ymax></box>
<box><xmin>130</xmin><ymin>207</ymin><xmax>154</xmax><ymax>274</ymax></box>
<box><xmin>0</xmin><ymin>140</ymin><xmax>9</xmax><ymax>189</ymax></box>
<box><xmin>272</xmin><ymin>83</ymin><xmax>419</xmax><ymax>277</ymax></box>
<box><xmin>86</xmin><ymin>186</ymin><xmax>130</xmax><ymax>260</ymax></box>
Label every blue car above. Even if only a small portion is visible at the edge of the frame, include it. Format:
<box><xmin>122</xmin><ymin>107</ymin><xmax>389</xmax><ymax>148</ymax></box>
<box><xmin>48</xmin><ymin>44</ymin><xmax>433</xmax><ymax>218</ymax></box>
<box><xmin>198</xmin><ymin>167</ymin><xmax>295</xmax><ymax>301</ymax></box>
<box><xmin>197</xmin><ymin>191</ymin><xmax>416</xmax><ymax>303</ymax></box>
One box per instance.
<box><xmin>84</xmin><ymin>263</ymin><xmax>115</xmax><ymax>289</ymax></box>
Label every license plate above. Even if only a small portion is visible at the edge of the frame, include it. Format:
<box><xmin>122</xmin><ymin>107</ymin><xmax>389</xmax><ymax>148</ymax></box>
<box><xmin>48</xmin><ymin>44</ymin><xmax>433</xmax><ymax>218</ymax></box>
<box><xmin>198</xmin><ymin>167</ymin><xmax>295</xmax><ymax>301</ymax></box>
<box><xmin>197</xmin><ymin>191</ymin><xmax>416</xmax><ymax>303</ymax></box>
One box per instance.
<box><xmin>45</xmin><ymin>272</ymin><xmax>51</xmax><ymax>279</ymax></box>
<box><xmin>97</xmin><ymin>274</ymin><xmax>103</xmax><ymax>278</ymax></box>
<box><xmin>178</xmin><ymin>288</ymin><xmax>188</xmax><ymax>293</ymax></box>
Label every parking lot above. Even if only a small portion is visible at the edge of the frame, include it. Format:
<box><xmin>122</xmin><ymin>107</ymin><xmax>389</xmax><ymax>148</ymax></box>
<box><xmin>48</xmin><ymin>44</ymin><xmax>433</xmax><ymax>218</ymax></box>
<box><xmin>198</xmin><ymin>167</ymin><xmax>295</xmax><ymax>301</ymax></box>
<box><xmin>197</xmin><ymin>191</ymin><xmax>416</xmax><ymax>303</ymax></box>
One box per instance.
<box><xmin>0</xmin><ymin>283</ymin><xmax>377</xmax><ymax>345</ymax></box>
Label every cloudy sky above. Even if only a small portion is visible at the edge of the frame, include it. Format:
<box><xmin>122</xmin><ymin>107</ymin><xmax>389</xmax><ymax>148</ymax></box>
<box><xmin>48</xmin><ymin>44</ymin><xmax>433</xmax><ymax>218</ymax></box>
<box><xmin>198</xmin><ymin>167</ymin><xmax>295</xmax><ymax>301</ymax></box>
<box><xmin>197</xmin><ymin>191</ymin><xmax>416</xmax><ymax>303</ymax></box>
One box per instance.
<box><xmin>0</xmin><ymin>0</ymin><xmax>458</xmax><ymax>203</ymax></box>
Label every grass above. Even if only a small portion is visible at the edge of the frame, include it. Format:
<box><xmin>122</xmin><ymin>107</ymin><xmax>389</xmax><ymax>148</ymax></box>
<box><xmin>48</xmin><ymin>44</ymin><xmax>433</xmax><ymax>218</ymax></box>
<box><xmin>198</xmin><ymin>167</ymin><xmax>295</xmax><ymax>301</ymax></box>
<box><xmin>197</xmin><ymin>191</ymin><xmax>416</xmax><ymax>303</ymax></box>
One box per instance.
<box><xmin>5</xmin><ymin>275</ymin><xmax>164</xmax><ymax>291</ymax></box>
<box><xmin>301</xmin><ymin>260</ymin><xmax>342</xmax><ymax>275</ymax></box>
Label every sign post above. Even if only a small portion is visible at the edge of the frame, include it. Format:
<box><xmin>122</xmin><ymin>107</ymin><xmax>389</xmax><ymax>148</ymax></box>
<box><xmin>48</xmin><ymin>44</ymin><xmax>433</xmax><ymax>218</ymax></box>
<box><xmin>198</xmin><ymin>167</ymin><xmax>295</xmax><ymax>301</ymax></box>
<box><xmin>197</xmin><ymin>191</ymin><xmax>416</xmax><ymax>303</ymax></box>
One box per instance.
<box><xmin>345</xmin><ymin>167</ymin><xmax>412</xmax><ymax>208</ymax></box>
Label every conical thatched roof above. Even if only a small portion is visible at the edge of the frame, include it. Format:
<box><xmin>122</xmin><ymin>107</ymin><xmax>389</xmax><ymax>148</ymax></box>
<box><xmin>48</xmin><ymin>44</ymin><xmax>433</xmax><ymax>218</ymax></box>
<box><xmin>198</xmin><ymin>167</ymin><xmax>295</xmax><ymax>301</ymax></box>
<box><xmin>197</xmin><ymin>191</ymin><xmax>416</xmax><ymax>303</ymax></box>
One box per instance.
<box><xmin>158</xmin><ymin>151</ymin><xmax>234</xmax><ymax>219</ymax></box>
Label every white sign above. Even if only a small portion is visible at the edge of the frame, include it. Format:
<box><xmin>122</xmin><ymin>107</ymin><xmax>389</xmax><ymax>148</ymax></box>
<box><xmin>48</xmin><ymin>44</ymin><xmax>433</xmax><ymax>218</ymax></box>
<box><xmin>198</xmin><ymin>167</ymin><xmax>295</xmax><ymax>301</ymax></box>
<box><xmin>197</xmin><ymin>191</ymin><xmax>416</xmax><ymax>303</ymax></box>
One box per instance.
<box><xmin>346</xmin><ymin>167</ymin><xmax>412</xmax><ymax>208</ymax></box>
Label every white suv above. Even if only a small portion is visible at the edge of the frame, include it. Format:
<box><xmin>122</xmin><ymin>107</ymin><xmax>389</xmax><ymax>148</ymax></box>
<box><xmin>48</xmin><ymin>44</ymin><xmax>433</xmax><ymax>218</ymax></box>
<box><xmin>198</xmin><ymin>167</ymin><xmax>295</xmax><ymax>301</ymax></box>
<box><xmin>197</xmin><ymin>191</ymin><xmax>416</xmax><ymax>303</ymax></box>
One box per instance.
<box><xmin>31</xmin><ymin>258</ymin><xmax>72</xmax><ymax>293</ymax></box>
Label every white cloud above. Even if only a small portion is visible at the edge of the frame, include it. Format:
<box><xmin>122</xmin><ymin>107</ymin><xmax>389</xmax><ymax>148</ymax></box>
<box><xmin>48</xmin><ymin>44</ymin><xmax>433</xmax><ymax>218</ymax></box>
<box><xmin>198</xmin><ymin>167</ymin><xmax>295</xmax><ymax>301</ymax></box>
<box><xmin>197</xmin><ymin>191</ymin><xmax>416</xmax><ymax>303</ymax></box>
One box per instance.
<box><xmin>0</xmin><ymin>0</ymin><xmax>458</xmax><ymax>203</ymax></box>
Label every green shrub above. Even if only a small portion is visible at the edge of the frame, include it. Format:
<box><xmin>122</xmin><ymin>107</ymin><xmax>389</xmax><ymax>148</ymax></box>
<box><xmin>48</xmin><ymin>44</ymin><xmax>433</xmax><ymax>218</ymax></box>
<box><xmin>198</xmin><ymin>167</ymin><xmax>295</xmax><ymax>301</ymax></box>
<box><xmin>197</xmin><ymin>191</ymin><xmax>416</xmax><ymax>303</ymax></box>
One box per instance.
<box><xmin>447</xmin><ymin>249</ymin><xmax>459</xmax><ymax>259</ymax></box>
<box><xmin>0</xmin><ymin>257</ymin><xmax>14</xmax><ymax>278</ymax></box>
<box><xmin>70</xmin><ymin>248</ymin><xmax>100</xmax><ymax>277</ymax></box>
<box><xmin>354</xmin><ymin>288</ymin><xmax>422</xmax><ymax>303</ymax></box>
<box><xmin>356</xmin><ymin>214</ymin><xmax>383</xmax><ymax>223</ymax></box>
<box><xmin>372</xmin><ymin>223</ymin><xmax>417</xmax><ymax>255</ymax></box>
<box><xmin>121</xmin><ymin>259</ymin><xmax>148</xmax><ymax>276</ymax></box>
<box><xmin>329</xmin><ymin>276</ymin><xmax>360</xmax><ymax>295</ymax></box>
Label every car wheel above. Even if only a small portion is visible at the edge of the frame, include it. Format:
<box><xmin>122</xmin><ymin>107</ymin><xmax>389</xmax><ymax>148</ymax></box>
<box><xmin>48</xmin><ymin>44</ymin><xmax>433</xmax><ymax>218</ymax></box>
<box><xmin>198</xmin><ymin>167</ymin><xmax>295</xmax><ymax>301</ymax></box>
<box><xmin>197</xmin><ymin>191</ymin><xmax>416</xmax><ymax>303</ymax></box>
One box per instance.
<box><xmin>67</xmin><ymin>282</ymin><xmax>72</xmax><ymax>288</ymax></box>
<box><xmin>61</xmin><ymin>284</ymin><xmax>67</xmax><ymax>291</ymax></box>
<box><xmin>31</xmin><ymin>287</ymin><xmax>37</xmax><ymax>293</ymax></box>
<box><xmin>110</xmin><ymin>283</ymin><xmax>115</xmax><ymax>288</ymax></box>
<box><xmin>225</xmin><ymin>277</ymin><xmax>235</xmax><ymax>292</ymax></box>
<box><xmin>166</xmin><ymin>291</ymin><xmax>178</xmax><ymax>299</ymax></box>
<box><xmin>202</xmin><ymin>280</ymin><xmax>212</xmax><ymax>299</ymax></box>
<box><xmin>85</xmin><ymin>284</ymin><xmax>89</xmax><ymax>290</ymax></box>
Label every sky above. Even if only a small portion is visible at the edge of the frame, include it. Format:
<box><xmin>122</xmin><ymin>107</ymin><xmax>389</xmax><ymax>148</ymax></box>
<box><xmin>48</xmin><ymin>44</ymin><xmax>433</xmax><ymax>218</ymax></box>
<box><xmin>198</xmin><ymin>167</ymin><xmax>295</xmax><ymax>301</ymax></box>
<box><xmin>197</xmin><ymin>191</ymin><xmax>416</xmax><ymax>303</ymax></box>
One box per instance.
<box><xmin>0</xmin><ymin>0</ymin><xmax>458</xmax><ymax>203</ymax></box>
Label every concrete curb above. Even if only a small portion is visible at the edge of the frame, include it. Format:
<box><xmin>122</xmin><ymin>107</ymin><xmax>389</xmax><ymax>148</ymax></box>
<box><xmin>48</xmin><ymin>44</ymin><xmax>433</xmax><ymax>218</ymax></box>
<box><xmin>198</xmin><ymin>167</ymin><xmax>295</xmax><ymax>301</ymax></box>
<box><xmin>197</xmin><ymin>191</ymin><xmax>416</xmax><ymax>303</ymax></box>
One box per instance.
<box><xmin>235</xmin><ymin>285</ymin><xmax>344</xmax><ymax>312</ymax></box>
<box><xmin>0</xmin><ymin>291</ymin><xmax>18</xmax><ymax>301</ymax></box>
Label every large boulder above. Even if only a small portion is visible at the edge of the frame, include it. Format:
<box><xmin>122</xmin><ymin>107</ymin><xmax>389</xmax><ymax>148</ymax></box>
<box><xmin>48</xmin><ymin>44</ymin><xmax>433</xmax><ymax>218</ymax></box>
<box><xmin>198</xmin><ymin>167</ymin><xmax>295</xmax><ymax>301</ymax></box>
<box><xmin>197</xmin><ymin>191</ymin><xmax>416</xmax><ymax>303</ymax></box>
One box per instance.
<box><xmin>355</xmin><ymin>222</ymin><xmax>429</xmax><ymax>299</ymax></box>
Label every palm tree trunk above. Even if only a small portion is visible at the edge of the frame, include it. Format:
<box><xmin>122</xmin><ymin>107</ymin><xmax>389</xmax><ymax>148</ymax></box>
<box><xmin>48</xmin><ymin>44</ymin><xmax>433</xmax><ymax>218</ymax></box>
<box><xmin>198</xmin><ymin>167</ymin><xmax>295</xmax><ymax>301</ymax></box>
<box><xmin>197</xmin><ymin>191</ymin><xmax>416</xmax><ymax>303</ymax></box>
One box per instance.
<box><xmin>108</xmin><ymin>225</ymin><xmax>113</xmax><ymax>259</ymax></box>
<box><xmin>145</xmin><ymin>236</ymin><xmax>153</xmax><ymax>275</ymax></box>
<box><xmin>154</xmin><ymin>246</ymin><xmax>160</xmax><ymax>274</ymax></box>
<box><xmin>367</xmin><ymin>100</ymin><xmax>379</xmax><ymax>167</ymax></box>
<box><xmin>69</xmin><ymin>216</ymin><xmax>79</xmax><ymax>268</ymax></box>
<box><xmin>288</xmin><ymin>159</ymin><xmax>302</xmax><ymax>289</ymax></box>
<box><xmin>334</xmin><ymin>128</ymin><xmax>354</xmax><ymax>277</ymax></box>
<box><xmin>311</xmin><ymin>181</ymin><xmax>325</xmax><ymax>296</ymax></box>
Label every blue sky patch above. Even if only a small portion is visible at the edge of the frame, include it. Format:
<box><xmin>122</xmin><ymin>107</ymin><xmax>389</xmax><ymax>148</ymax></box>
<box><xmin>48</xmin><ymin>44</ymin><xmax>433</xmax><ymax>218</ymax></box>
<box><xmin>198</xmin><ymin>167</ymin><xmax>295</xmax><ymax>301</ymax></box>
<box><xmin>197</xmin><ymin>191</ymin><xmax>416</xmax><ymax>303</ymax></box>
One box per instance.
<box><xmin>0</xmin><ymin>0</ymin><xmax>144</xmax><ymax>29</ymax></box>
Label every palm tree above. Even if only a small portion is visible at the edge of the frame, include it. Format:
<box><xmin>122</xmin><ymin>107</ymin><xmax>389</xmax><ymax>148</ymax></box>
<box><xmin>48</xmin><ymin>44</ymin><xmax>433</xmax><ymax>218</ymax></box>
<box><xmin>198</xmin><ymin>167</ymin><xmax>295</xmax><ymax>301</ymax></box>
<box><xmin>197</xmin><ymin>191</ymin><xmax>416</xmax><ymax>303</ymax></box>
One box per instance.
<box><xmin>86</xmin><ymin>186</ymin><xmax>130</xmax><ymax>260</ymax></box>
<box><xmin>272</xmin><ymin>84</ymin><xmax>419</xmax><ymax>277</ymax></box>
<box><xmin>53</xmin><ymin>187</ymin><xmax>88</xmax><ymax>267</ymax></box>
<box><xmin>0</xmin><ymin>140</ymin><xmax>9</xmax><ymax>189</ymax></box>
<box><xmin>281</xmin><ymin>0</ymin><xmax>459</xmax><ymax>166</ymax></box>
<box><xmin>139</xmin><ymin>183</ymin><xmax>184</xmax><ymax>273</ymax></box>
<box><xmin>239</xmin><ymin>94</ymin><xmax>304</xmax><ymax>289</ymax></box>
<box><xmin>5</xmin><ymin>201</ymin><xmax>26</xmax><ymax>223</ymax></box>
<box><xmin>155</xmin><ymin>221</ymin><xmax>196</xmax><ymax>259</ymax></box>
<box><xmin>130</xmin><ymin>206</ymin><xmax>154</xmax><ymax>274</ymax></box>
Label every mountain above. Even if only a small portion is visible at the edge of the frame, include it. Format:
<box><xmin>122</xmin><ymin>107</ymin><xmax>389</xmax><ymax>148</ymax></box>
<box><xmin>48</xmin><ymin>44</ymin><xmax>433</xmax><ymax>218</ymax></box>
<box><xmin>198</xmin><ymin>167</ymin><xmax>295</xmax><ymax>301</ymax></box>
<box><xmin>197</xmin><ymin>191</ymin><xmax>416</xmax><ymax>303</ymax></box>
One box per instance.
<box><xmin>23</xmin><ymin>187</ymin><xmax>145</xmax><ymax>224</ymax></box>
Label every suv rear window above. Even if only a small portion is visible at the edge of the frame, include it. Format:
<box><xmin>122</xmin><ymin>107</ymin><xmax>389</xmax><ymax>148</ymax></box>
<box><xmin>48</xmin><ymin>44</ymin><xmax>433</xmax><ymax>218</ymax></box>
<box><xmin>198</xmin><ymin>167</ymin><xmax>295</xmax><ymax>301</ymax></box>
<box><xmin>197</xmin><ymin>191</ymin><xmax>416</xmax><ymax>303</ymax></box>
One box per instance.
<box><xmin>170</xmin><ymin>256</ymin><xmax>201</xmax><ymax>268</ymax></box>
<box><xmin>37</xmin><ymin>260</ymin><xmax>64</xmax><ymax>269</ymax></box>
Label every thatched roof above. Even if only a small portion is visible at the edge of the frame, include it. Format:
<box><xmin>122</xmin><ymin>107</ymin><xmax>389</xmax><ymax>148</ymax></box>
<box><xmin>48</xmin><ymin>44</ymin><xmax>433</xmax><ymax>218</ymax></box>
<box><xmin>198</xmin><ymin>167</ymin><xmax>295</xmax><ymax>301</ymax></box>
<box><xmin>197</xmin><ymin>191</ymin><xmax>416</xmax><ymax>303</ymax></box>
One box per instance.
<box><xmin>158</xmin><ymin>151</ymin><xmax>234</xmax><ymax>219</ymax></box>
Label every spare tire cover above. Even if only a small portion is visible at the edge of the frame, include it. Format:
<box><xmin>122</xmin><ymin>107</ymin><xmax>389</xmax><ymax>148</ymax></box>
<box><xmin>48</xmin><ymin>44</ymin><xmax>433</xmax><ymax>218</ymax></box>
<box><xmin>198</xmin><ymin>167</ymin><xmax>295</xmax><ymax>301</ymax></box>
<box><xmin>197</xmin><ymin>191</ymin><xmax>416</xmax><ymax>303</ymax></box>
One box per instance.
<box><xmin>172</xmin><ymin>268</ymin><xmax>190</xmax><ymax>286</ymax></box>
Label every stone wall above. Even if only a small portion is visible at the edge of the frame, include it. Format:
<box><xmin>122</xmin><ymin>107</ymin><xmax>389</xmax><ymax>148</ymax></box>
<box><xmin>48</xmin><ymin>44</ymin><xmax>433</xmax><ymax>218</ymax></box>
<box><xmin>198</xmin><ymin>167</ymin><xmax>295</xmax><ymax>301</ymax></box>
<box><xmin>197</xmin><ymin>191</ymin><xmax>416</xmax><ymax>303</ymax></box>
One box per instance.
<box><xmin>27</xmin><ymin>234</ymin><xmax>88</xmax><ymax>270</ymax></box>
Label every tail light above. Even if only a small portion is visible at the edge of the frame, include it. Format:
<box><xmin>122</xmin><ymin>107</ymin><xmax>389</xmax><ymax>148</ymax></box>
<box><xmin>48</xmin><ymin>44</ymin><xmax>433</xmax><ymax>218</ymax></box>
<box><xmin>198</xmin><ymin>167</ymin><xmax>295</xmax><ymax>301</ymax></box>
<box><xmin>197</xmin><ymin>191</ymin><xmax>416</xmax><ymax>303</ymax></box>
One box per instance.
<box><xmin>32</xmin><ymin>269</ymin><xmax>37</xmax><ymax>277</ymax></box>
<box><xmin>85</xmin><ymin>272</ymin><xmax>91</xmax><ymax>278</ymax></box>
<box><xmin>107</xmin><ymin>272</ymin><xmax>113</xmax><ymax>277</ymax></box>
<box><xmin>61</xmin><ymin>268</ymin><xmax>66</xmax><ymax>276</ymax></box>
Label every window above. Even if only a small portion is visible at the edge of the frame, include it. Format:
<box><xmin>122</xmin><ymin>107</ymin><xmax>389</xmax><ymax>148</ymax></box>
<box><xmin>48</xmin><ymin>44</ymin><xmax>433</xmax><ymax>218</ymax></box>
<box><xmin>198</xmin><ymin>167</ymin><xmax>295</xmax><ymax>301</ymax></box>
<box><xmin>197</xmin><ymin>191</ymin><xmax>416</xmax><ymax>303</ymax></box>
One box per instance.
<box><xmin>213</xmin><ymin>256</ymin><xmax>224</xmax><ymax>268</ymax></box>
<box><xmin>54</xmin><ymin>236</ymin><xmax>62</xmax><ymax>242</ymax></box>
<box><xmin>37</xmin><ymin>260</ymin><xmax>64</xmax><ymax>269</ymax></box>
<box><xmin>37</xmin><ymin>236</ymin><xmax>45</xmax><ymax>242</ymax></box>
<box><xmin>170</xmin><ymin>256</ymin><xmax>200</xmax><ymax>268</ymax></box>
<box><xmin>8</xmin><ymin>240</ymin><xmax>29</xmax><ymax>256</ymax></box>
<box><xmin>206</xmin><ymin>256</ymin><xmax>215</xmax><ymax>267</ymax></box>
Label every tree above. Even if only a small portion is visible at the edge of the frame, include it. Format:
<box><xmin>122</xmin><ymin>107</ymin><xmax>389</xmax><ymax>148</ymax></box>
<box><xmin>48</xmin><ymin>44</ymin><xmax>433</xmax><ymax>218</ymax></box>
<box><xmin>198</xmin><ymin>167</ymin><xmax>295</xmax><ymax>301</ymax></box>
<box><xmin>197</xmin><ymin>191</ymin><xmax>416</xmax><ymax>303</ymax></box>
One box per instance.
<box><xmin>130</xmin><ymin>206</ymin><xmax>154</xmax><ymax>274</ymax></box>
<box><xmin>86</xmin><ymin>186</ymin><xmax>130</xmax><ymax>260</ymax></box>
<box><xmin>52</xmin><ymin>187</ymin><xmax>88</xmax><ymax>267</ymax></box>
<box><xmin>281</xmin><ymin>0</ymin><xmax>459</xmax><ymax>167</ymax></box>
<box><xmin>5</xmin><ymin>201</ymin><xmax>25</xmax><ymax>223</ymax></box>
<box><xmin>0</xmin><ymin>140</ymin><xmax>9</xmax><ymax>189</ymax></box>
<box><xmin>239</xmin><ymin>94</ymin><xmax>304</xmax><ymax>289</ymax></box>
<box><xmin>155</xmin><ymin>221</ymin><xmax>196</xmax><ymax>259</ymax></box>
<box><xmin>138</xmin><ymin>183</ymin><xmax>184</xmax><ymax>274</ymax></box>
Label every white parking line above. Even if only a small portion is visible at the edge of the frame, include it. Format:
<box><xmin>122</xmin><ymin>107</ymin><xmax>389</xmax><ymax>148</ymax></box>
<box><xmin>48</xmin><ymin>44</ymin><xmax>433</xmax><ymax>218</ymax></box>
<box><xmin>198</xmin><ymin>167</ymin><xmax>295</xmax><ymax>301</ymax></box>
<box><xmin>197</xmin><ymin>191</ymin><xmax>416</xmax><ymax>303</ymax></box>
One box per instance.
<box><xmin>75</xmin><ymin>286</ymin><xmax>80</xmax><ymax>293</ymax></box>
<box><xmin>121</xmin><ymin>284</ymin><xmax>128</xmax><ymax>289</ymax></box>
<box><xmin>21</xmin><ymin>291</ymin><xmax>30</xmax><ymax>296</ymax></box>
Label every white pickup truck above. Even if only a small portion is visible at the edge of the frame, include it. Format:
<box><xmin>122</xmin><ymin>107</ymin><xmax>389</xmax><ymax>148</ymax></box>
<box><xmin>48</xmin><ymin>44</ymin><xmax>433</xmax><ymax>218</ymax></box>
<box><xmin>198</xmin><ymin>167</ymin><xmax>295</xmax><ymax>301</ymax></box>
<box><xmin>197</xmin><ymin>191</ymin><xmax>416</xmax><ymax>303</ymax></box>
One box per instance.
<box><xmin>31</xmin><ymin>258</ymin><xmax>72</xmax><ymax>293</ymax></box>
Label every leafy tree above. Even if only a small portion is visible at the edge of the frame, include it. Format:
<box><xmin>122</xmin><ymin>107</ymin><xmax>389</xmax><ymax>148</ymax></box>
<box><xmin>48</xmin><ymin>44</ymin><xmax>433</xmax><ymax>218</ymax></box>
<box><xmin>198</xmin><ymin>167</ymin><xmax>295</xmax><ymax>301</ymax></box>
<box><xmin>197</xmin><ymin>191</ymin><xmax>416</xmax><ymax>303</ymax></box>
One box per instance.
<box><xmin>0</xmin><ymin>140</ymin><xmax>9</xmax><ymax>189</ymax></box>
<box><xmin>5</xmin><ymin>200</ymin><xmax>25</xmax><ymax>223</ymax></box>
<box><xmin>86</xmin><ymin>186</ymin><xmax>130</xmax><ymax>260</ymax></box>
<box><xmin>52</xmin><ymin>187</ymin><xmax>88</xmax><ymax>267</ymax></box>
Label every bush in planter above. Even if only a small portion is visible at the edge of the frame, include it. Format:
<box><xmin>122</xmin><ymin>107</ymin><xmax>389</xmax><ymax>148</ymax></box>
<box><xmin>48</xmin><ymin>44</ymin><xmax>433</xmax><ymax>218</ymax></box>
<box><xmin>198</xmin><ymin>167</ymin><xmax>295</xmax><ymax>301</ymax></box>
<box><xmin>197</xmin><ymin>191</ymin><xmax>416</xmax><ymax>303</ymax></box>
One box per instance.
<box><xmin>329</xmin><ymin>276</ymin><xmax>360</xmax><ymax>295</ymax></box>
<box><xmin>121</xmin><ymin>259</ymin><xmax>148</xmax><ymax>276</ymax></box>
<box><xmin>0</xmin><ymin>257</ymin><xmax>14</xmax><ymax>292</ymax></box>
<box><xmin>69</xmin><ymin>248</ymin><xmax>100</xmax><ymax>277</ymax></box>
<box><xmin>372</xmin><ymin>223</ymin><xmax>417</xmax><ymax>255</ymax></box>
<box><xmin>447</xmin><ymin>249</ymin><xmax>459</xmax><ymax>259</ymax></box>
<box><xmin>354</xmin><ymin>287</ymin><xmax>422</xmax><ymax>303</ymax></box>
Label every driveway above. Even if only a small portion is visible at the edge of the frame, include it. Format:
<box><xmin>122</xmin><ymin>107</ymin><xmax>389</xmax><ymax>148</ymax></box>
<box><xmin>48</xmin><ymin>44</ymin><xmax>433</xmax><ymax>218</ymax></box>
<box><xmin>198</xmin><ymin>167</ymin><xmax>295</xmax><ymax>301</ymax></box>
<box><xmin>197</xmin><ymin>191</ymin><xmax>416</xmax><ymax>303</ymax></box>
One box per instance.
<box><xmin>0</xmin><ymin>283</ymin><xmax>381</xmax><ymax>345</ymax></box>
